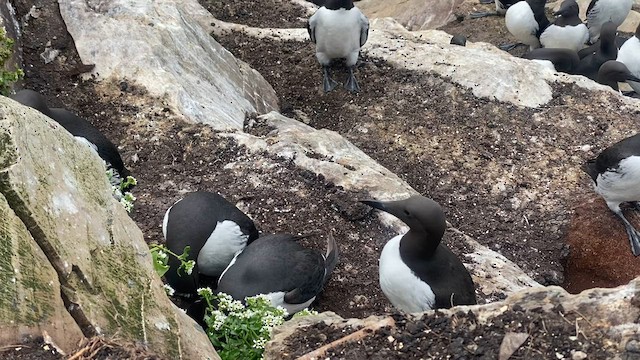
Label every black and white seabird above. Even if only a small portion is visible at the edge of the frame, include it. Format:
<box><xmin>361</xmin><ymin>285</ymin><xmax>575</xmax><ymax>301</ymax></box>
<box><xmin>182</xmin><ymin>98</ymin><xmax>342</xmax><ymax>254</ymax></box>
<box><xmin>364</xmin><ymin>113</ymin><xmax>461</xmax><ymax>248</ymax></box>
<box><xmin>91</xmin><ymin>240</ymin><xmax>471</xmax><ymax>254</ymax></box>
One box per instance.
<box><xmin>575</xmin><ymin>21</ymin><xmax>618</xmax><ymax>80</ymax></box>
<box><xmin>10</xmin><ymin>89</ymin><xmax>131</xmax><ymax>180</ymax></box>
<box><xmin>470</xmin><ymin>0</ymin><xmax>522</xmax><ymax>19</ymax></box>
<box><xmin>585</xmin><ymin>0</ymin><xmax>633</xmax><ymax>44</ymax></box>
<box><xmin>362</xmin><ymin>196</ymin><xmax>476</xmax><ymax>313</ymax></box>
<box><xmin>596</xmin><ymin>60</ymin><xmax>640</xmax><ymax>91</ymax></box>
<box><xmin>504</xmin><ymin>0</ymin><xmax>550</xmax><ymax>50</ymax></box>
<box><xmin>162</xmin><ymin>191</ymin><xmax>259</xmax><ymax>294</ymax></box>
<box><xmin>216</xmin><ymin>233</ymin><xmax>338</xmax><ymax>315</ymax></box>
<box><xmin>583</xmin><ymin>134</ymin><xmax>640</xmax><ymax>256</ymax></box>
<box><xmin>522</xmin><ymin>48</ymin><xmax>581</xmax><ymax>74</ymax></box>
<box><xmin>308</xmin><ymin>0</ymin><xmax>369</xmax><ymax>93</ymax></box>
<box><xmin>617</xmin><ymin>22</ymin><xmax>640</xmax><ymax>94</ymax></box>
<box><xmin>539</xmin><ymin>0</ymin><xmax>589</xmax><ymax>51</ymax></box>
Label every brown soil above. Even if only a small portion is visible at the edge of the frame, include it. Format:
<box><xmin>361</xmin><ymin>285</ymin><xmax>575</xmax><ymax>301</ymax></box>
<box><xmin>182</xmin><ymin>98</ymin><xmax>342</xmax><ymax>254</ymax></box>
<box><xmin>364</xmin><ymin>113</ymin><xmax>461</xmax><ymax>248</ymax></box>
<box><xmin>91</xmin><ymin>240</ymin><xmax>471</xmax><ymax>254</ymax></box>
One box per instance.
<box><xmin>284</xmin><ymin>309</ymin><xmax>621</xmax><ymax>359</ymax></box>
<box><xmin>7</xmin><ymin>0</ymin><xmax>640</xmax><ymax>357</ymax></box>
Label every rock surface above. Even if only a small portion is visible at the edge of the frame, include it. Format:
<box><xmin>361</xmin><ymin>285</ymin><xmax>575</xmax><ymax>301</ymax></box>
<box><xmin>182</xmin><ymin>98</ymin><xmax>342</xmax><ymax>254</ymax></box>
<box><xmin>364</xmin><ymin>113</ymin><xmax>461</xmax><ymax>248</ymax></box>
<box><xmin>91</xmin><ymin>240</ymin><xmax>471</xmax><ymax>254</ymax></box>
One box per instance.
<box><xmin>0</xmin><ymin>98</ymin><xmax>218</xmax><ymax>359</ymax></box>
<box><xmin>266</xmin><ymin>280</ymin><xmax>640</xmax><ymax>359</ymax></box>
<box><xmin>356</xmin><ymin>0</ymin><xmax>465</xmax><ymax>30</ymax></box>
<box><xmin>57</xmin><ymin>0</ymin><xmax>279</xmax><ymax>130</ymax></box>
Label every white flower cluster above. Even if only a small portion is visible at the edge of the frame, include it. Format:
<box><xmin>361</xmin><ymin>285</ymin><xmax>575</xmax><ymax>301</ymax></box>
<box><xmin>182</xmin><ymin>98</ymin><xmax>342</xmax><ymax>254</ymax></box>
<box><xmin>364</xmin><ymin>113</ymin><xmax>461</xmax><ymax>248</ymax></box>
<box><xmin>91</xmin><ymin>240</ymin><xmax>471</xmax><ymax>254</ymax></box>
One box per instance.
<box><xmin>209</xmin><ymin>310</ymin><xmax>228</xmax><ymax>331</ymax></box>
<box><xmin>218</xmin><ymin>294</ymin><xmax>245</xmax><ymax>313</ymax></box>
<box><xmin>261</xmin><ymin>313</ymin><xmax>285</xmax><ymax>329</ymax></box>
<box><xmin>156</xmin><ymin>250</ymin><xmax>167</xmax><ymax>260</ymax></box>
<box><xmin>163</xmin><ymin>284</ymin><xmax>175</xmax><ymax>296</ymax></box>
<box><xmin>197</xmin><ymin>287</ymin><xmax>213</xmax><ymax>297</ymax></box>
<box><xmin>252</xmin><ymin>337</ymin><xmax>268</xmax><ymax>349</ymax></box>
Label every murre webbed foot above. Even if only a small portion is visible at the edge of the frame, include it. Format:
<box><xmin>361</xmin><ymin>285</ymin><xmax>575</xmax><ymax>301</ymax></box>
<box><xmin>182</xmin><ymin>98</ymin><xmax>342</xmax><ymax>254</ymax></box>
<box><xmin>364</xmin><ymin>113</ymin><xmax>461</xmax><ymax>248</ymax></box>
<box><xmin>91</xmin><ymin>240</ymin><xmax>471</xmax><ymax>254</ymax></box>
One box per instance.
<box><xmin>615</xmin><ymin>210</ymin><xmax>640</xmax><ymax>256</ymax></box>
<box><xmin>469</xmin><ymin>11</ymin><xmax>499</xmax><ymax>18</ymax></box>
<box><xmin>344</xmin><ymin>67</ymin><xmax>360</xmax><ymax>93</ymax></box>
<box><xmin>322</xmin><ymin>66</ymin><xmax>339</xmax><ymax>92</ymax></box>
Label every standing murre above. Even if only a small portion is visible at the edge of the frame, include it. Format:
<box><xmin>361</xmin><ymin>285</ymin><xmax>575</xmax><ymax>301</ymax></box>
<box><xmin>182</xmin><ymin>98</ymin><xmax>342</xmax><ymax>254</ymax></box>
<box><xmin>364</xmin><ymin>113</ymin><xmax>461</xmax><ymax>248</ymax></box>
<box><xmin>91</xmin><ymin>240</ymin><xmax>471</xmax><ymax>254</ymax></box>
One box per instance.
<box><xmin>585</xmin><ymin>0</ymin><xmax>633</xmax><ymax>44</ymax></box>
<box><xmin>216</xmin><ymin>233</ymin><xmax>338</xmax><ymax>315</ymax></box>
<box><xmin>361</xmin><ymin>196</ymin><xmax>476</xmax><ymax>313</ymax></box>
<box><xmin>505</xmin><ymin>0</ymin><xmax>550</xmax><ymax>50</ymax></box>
<box><xmin>539</xmin><ymin>0</ymin><xmax>589</xmax><ymax>51</ymax></box>
<box><xmin>583</xmin><ymin>134</ymin><xmax>640</xmax><ymax>256</ymax></box>
<box><xmin>596</xmin><ymin>60</ymin><xmax>640</xmax><ymax>91</ymax></box>
<box><xmin>308</xmin><ymin>0</ymin><xmax>369</xmax><ymax>93</ymax></box>
<box><xmin>162</xmin><ymin>191</ymin><xmax>259</xmax><ymax>295</ymax></box>
<box><xmin>10</xmin><ymin>89</ymin><xmax>132</xmax><ymax>180</ymax></box>
<box><xmin>616</xmin><ymin>22</ymin><xmax>640</xmax><ymax>94</ymax></box>
<box><xmin>575</xmin><ymin>21</ymin><xmax>618</xmax><ymax>80</ymax></box>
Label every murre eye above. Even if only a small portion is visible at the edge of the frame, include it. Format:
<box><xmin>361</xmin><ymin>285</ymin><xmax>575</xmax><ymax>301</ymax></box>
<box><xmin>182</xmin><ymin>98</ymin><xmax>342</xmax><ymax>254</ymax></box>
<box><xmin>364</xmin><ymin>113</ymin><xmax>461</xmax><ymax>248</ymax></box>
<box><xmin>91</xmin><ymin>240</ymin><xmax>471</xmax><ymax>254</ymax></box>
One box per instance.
<box><xmin>404</xmin><ymin>209</ymin><xmax>410</xmax><ymax>216</ymax></box>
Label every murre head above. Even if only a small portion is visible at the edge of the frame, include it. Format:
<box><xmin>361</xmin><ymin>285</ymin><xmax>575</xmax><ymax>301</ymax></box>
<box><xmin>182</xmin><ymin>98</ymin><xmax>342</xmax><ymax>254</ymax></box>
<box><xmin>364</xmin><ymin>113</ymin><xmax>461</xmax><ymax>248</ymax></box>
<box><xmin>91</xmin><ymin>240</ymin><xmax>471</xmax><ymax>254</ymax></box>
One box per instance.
<box><xmin>600</xmin><ymin>21</ymin><xmax>617</xmax><ymax>51</ymax></box>
<box><xmin>554</xmin><ymin>0</ymin><xmax>579</xmax><ymax>17</ymax></box>
<box><xmin>636</xmin><ymin>21</ymin><xmax>640</xmax><ymax>38</ymax></box>
<box><xmin>10</xmin><ymin>89</ymin><xmax>53</xmax><ymax>117</ymax></box>
<box><xmin>361</xmin><ymin>195</ymin><xmax>446</xmax><ymax>248</ymax></box>
<box><xmin>324</xmin><ymin>0</ymin><xmax>354</xmax><ymax>10</ymax></box>
<box><xmin>597</xmin><ymin>60</ymin><xmax>640</xmax><ymax>91</ymax></box>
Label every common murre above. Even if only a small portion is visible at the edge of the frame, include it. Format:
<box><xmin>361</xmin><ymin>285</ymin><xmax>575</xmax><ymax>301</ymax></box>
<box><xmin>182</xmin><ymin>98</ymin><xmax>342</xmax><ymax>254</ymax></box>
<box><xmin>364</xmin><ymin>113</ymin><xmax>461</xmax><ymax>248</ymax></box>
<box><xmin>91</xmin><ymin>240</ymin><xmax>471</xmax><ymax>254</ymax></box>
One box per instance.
<box><xmin>362</xmin><ymin>196</ymin><xmax>476</xmax><ymax>313</ymax></box>
<box><xmin>162</xmin><ymin>191</ymin><xmax>259</xmax><ymax>294</ymax></box>
<box><xmin>307</xmin><ymin>0</ymin><xmax>369</xmax><ymax>93</ymax></box>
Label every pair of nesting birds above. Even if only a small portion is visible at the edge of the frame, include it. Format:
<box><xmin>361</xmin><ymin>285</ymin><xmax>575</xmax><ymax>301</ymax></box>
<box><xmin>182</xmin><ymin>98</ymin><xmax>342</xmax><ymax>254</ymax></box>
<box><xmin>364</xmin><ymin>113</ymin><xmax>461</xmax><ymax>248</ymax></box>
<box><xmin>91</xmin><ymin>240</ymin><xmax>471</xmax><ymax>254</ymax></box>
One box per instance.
<box><xmin>162</xmin><ymin>191</ymin><xmax>338</xmax><ymax>314</ymax></box>
<box><xmin>308</xmin><ymin>0</ymin><xmax>369</xmax><ymax>93</ymax></box>
<box><xmin>10</xmin><ymin>89</ymin><xmax>132</xmax><ymax>181</ymax></box>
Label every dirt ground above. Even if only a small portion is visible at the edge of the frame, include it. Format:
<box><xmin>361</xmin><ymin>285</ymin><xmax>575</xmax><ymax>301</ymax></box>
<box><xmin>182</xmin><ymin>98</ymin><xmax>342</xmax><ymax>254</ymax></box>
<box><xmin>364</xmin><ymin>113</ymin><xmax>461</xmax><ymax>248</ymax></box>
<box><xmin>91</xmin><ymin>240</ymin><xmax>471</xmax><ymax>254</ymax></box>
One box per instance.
<box><xmin>7</xmin><ymin>0</ymin><xmax>640</xmax><ymax>358</ymax></box>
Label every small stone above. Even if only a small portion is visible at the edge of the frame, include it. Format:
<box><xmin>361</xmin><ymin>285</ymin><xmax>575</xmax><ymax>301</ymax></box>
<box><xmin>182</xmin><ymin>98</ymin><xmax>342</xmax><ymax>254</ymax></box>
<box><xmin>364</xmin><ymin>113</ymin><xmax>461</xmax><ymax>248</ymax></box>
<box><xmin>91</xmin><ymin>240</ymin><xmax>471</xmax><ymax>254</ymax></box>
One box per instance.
<box><xmin>572</xmin><ymin>350</ymin><xmax>587</xmax><ymax>360</ymax></box>
<box><xmin>555</xmin><ymin>352</ymin><xmax>564</xmax><ymax>359</ymax></box>
<box><xmin>387</xmin><ymin>336</ymin><xmax>395</xmax><ymax>343</ymax></box>
<box><xmin>626</xmin><ymin>340</ymin><xmax>640</xmax><ymax>353</ymax></box>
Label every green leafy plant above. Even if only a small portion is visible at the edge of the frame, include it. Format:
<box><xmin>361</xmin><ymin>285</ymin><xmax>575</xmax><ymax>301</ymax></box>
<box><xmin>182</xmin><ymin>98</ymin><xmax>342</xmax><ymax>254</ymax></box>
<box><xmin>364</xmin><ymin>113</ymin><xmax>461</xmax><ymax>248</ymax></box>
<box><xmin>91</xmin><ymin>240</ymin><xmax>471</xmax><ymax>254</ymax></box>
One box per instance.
<box><xmin>106</xmin><ymin>169</ymin><xmax>137</xmax><ymax>212</ymax></box>
<box><xmin>198</xmin><ymin>289</ymin><xmax>288</xmax><ymax>360</ymax></box>
<box><xmin>0</xmin><ymin>27</ymin><xmax>23</xmax><ymax>96</ymax></box>
<box><xmin>149</xmin><ymin>243</ymin><xmax>195</xmax><ymax>295</ymax></box>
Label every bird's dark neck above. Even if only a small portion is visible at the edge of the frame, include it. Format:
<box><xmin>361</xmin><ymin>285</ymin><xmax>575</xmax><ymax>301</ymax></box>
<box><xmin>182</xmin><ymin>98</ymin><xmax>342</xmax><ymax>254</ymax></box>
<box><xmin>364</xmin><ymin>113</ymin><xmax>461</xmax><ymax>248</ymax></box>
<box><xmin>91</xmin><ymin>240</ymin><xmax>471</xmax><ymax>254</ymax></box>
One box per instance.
<box><xmin>528</xmin><ymin>0</ymin><xmax>550</xmax><ymax>34</ymax></box>
<box><xmin>325</xmin><ymin>0</ymin><xmax>354</xmax><ymax>10</ymax></box>
<box><xmin>600</xmin><ymin>37</ymin><xmax>617</xmax><ymax>57</ymax></box>
<box><xmin>399</xmin><ymin>229</ymin><xmax>440</xmax><ymax>262</ymax></box>
<box><xmin>636</xmin><ymin>24</ymin><xmax>640</xmax><ymax>39</ymax></box>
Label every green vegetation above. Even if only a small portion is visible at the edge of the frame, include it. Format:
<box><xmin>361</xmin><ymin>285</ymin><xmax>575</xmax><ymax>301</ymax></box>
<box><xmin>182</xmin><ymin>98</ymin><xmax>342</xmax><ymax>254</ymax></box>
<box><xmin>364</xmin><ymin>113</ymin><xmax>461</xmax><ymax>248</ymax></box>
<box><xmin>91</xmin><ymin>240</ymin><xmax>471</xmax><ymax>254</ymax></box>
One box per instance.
<box><xmin>0</xmin><ymin>27</ymin><xmax>23</xmax><ymax>96</ymax></box>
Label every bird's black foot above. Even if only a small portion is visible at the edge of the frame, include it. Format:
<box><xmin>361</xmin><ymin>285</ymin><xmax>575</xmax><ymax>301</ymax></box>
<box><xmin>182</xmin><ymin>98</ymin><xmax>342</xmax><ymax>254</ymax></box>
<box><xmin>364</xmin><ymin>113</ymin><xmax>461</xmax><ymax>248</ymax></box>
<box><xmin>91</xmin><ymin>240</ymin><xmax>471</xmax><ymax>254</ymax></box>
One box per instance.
<box><xmin>624</xmin><ymin>224</ymin><xmax>640</xmax><ymax>256</ymax></box>
<box><xmin>616</xmin><ymin>210</ymin><xmax>640</xmax><ymax>256</ymax></box>
<box><xmin>479</xmin><ymin>0</ymin><xmax>494</xmax><ymax>4</ymax></box>
<box><xmin>322</xmin><ymin>66</ymin><xmax>339</xmax><ymax>92</ymax></box>
<box><xmin>499</xmin><ymin>43</ymin><xmax>522</xmax><ymax>51</ymax></box>
<box><xmin>344</xmin><ymin>67</ymin><xmax>360</xmax><ymax>93</ymax></box>
<box><xmin>469</xmin><ymin>11</ymin><xmax>498</xmax><ymax>18</ymax></box>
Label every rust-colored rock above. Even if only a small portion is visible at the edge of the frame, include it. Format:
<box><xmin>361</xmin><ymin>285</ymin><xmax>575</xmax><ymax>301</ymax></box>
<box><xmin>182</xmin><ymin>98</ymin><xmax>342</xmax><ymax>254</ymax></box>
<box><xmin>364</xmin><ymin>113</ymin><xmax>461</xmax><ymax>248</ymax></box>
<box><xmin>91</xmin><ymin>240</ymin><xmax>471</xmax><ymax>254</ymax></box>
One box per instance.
<box><xmin>564</xmin><ymin>195</ymin><xmax>640</xmax><ymax>294</ymax></box>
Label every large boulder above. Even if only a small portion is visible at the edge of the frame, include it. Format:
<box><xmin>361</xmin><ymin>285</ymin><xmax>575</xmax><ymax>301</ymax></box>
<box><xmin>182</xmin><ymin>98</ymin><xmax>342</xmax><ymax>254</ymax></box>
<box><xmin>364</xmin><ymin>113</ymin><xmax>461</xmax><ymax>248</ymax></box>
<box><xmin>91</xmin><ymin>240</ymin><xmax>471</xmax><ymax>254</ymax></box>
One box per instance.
<box><xmin>0</xmin><ymin>97</ymin><xmax>218</xmax><ymax>359</ymax></box>
<box><xmin>58</xmin><ymin>0</ymin><xmax>279</xmax><ymax>130</ymax></box>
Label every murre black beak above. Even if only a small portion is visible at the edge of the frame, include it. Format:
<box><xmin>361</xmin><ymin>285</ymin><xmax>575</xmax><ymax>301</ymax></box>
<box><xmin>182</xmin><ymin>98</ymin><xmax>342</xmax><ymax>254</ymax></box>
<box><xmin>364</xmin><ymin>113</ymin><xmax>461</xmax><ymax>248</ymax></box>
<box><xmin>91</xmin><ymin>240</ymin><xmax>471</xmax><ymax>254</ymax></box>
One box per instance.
<box><xmin>627</xmin><ymin>74</ymin><xmax>640</xmax><ymax>83</ymax></box>
<box><xmin>360</xmin><ymin>199</ymin><xmax>387</xmax><ymax>212</ymax></box>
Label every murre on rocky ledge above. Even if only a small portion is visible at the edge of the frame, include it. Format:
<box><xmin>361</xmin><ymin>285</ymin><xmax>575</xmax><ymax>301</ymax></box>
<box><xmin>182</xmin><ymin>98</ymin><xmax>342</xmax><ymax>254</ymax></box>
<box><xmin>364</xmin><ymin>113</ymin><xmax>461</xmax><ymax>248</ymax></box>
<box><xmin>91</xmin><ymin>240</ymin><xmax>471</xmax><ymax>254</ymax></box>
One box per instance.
<box><xmin>361</xmin><ymin>196</ymin><xmax>476</xmax><ymax>313</ymax></box>
<box><xmin>583</xmin><ymin>134</ymin><xmax>640</xmax><ymax>256</ymax></box>
<box><xmin>10</xmin><ymin>89</ymin><xmax>132</xmax><ymax>180</ymax></box>
<box><xmin>575</xmin><ymin>21</ymin><xmax>618</xmax><ymax>80</ymax></box>
<box><xmin>585</xmin><ymin>0</ymin><xmax>633</xmax><ymax>43</ymax></box>
<box><xmin>522</xmin><ymin>48</ymin><xmax>581</xmax><ymax>74</ymax></box>
<box><xmin>308</xmin><ymin>0</ymin><xmax>369</xmax><ymax>93</ymax></box>
<box><xmin>596</xmin><ymin>60</ymin><xmax>640</xmax><ymax>91</ymax></box>
<box><xmin>616</xmin><ymin>22</ymin><xmax>640</xmax><ymax>94</ymax></box>
<box><xmin>216</xmin><ymin>233</ymin><xmax>338</xmax><ymax>315</ymax></box>
<box><xmin>504</xmin><ymin>0</ymin><xmax>550</xmax><ymax>50</ymax></box>
<box><xmin>539</xmin><ymin>0</ymin><xmax>589</xmax><ymax>51</ymax></box>
<box><xmin>162</xmin><ymin>191</ymin><xmax>259</xmax><ymax>295</ymax></box>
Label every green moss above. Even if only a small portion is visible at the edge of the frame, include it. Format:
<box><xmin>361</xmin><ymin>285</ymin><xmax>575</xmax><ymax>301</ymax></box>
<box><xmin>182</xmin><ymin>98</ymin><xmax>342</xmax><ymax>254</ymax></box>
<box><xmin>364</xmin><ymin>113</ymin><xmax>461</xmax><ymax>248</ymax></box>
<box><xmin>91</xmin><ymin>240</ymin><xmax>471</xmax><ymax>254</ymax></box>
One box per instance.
<box><xmin>0</xmin><ymin>203</ymin><xmax>17</xmax><ymax>317</ymax></box>
<box><xmin>89</xmin><ymin>244</ymin><xmax>154</xmax><ymax>339</ymax></box>
<box><xmin>0</xmin><ymin>130</ymin><xmax>16</xmax><ymax>170</ymax></box>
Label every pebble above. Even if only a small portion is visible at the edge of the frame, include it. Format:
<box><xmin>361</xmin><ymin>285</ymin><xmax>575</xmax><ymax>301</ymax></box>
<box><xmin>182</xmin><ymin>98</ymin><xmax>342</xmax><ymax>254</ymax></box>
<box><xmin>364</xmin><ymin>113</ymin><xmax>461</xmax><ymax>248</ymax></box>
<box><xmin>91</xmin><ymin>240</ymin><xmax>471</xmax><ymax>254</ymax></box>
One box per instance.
<box><xmin>626</xmin><ymin>340</ymin><xmax>640</xmax><ymax>353</ymax></box>
<box><xmin>572</xmin><ymin>350</ymin><xmax>587</xmax><ymax>360</ymax></box>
